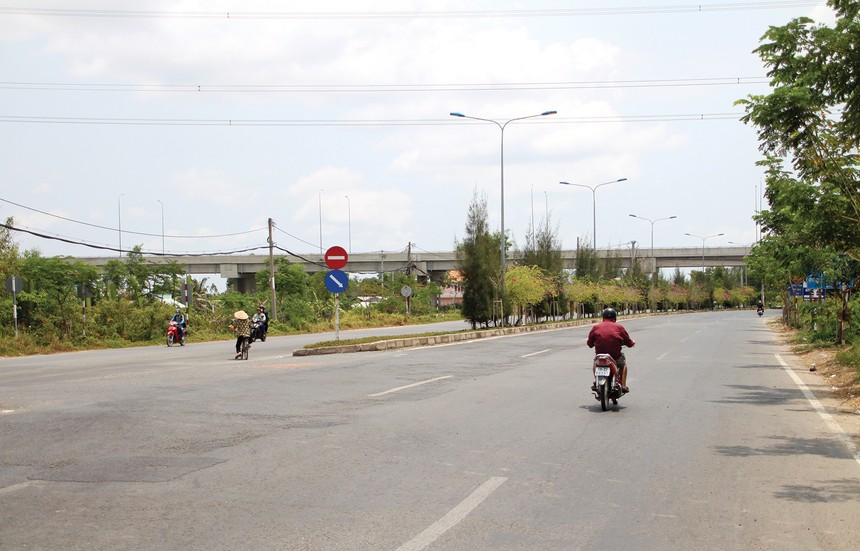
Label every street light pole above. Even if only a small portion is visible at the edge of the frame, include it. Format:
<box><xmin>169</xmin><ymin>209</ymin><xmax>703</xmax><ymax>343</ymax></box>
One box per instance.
<box><xmin>559</xmin><ymin>178</ymin><xmax>627</xmax><ymax>248</ymax></box>
<box><xmin>450</xmin><ymin>109</ymin><xmax>557</xmax><ymax>325</ymax></box>
<box><xmin>344</xmin><ymin>195</ymin><xmax>352</xmax><ymax>254</ymax></box>
<box><xmin>118</xmin><ymin>194</ymin><xmax>125</xmax><ymax>257</ymax></box>
<box><xmin>318</xmin><ymin>189</ymin><xmax>324</xmax><ymax>255</ymax></box>
<box><xmin>156</xmin><ymin>199</ymin><xmax>165</xmax><ymax>255</ymax></box>
<box><xmin>685</xmin><ymin>232</ymin><xmax>724</xmax><ymax>273</ymax></box>
<box><xmin>629</xmin><ymin>214</ymin><xmax>677</xmax><ymax>284</ymax></box>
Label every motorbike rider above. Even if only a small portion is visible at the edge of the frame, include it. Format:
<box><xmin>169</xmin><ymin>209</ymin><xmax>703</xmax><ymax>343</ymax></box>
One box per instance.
<box><xmin>587</xmin><ymin>307</ymin><xmax>635</xmax><ymax>393</ymax></box>
<box><xmin>252</xmin><ymin>305</ymin><xmax>268</xmax><ymax>340</ymax></box>
<box><xmin>756</xmin><ymin>299</ymin><xmax>764</xmax><ymax>312</ymax></box>
<box><xmin>170</xmin><ymin>308</ymin><xmax>187</xmax><ymax>340</ymax></box>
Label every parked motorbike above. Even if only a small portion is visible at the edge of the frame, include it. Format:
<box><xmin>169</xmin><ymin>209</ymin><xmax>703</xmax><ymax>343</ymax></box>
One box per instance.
<box><xmin>167</xmin><ymin>320</ymin><xmax>186</xmax><ymax>347</ymax></box>
<box><xmin>592</xmin><ymin>353</ymin><xmax>624</xmax><ymax>411</ymax></box>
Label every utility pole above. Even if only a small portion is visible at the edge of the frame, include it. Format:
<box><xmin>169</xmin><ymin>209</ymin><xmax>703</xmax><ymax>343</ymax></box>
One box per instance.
<box><xmin>268</xmin><ymin>218</ymin><xmax>277</xmax><ymax>322</ymax></box>
<box><xmin>406</xmin><ymin>242</ymin><xmax>413</xmax><ymax>275</ymax></box>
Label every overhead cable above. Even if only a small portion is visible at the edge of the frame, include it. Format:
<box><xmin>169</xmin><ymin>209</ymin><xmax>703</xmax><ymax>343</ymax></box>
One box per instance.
<box><xmin>0</xmin><ymin>76</ymin><xmax>771</xmax><ymax>93</ymax></box>
<box><xmin>1</xmin><ymin>222</ymin><xmax>269</xmax><ymax>257</ymax></box>
<box><xmin>0</xmin><ymin>196</ymin><xmax>266</xmax><ymax>238</ymax></box>
<box><xmin>0</xmin><ymin>112</ymin><xmax>745</xmax><ymax>127</ymax></box>
<box><xmin>0</xmin><ymin>3</ymin><xmax>825</xmax><ymax>20</ymax></box>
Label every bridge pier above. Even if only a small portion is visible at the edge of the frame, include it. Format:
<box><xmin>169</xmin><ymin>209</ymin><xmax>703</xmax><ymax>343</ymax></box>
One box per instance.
<box><xmin>233</xmin><ymin>274</ymin><xmax>257</xmax><ymax>294</ymax></box>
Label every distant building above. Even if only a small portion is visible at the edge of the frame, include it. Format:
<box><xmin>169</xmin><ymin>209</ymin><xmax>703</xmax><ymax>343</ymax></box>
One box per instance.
<box><xmin>437</xmin><ymin>271</ymin><xmax>464</xmax><ymax>308</ymax></box>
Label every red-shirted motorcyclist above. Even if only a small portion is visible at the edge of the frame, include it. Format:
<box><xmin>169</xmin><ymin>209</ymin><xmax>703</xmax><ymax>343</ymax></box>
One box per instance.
<box><xmin>587</xmin><ymin>307</ymin><xmax>635</xmax><ymax>393</ymax></box>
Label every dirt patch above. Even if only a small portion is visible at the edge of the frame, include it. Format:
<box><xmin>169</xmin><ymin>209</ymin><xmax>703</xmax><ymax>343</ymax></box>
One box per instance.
<box><xmin>768</xmin><ymin>318</ymin><xmax>860</xmax><ymax>412</ymax></box>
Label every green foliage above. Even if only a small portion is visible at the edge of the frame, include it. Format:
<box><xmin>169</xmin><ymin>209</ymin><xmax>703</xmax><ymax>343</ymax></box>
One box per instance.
<box><xmin>254</xmin><ymin>257</ymin><xmax>311</xmax><ymax>299</ymax></box>
<box><xmin>456</xmin><ymin>190</ymin><xmax>501</xmax><ymax>327</ymax></box>
<box><xmin>518</xmin><ymin>213</ymin><xmax>567</xmax><ymax>319</ymax></box>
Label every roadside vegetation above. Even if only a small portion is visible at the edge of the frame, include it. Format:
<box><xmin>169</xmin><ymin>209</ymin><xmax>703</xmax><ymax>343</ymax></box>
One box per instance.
<box><xmin>3</xmin><ymin>2</ymin><xmax>858</xmax><ymax>372</ymax></box>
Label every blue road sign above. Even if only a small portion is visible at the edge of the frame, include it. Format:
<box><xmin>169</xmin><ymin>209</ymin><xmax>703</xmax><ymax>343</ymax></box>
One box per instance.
<box><xmin>325</xmin><ymin>269</ymin><xmax>349</xmax><ymax>294</ymax></box>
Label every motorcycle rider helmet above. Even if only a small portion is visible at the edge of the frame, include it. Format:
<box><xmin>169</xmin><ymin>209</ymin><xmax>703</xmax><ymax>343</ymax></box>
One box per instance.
<box><xmin>601</xmin><ymin>307</ymin><xmax>617</xmax><ymax>321</ymax></box>
<box><xmin>175</xmin><ymin>308</ymin><xmax>181</xmax><ymax>314</ymax></box>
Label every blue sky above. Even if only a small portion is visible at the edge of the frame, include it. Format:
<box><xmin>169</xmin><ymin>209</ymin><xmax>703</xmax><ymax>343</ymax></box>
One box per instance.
<box><xmin>0</xmin><ymin>1</ymin><xmax>836</xmax><ymax>277</ymax></box>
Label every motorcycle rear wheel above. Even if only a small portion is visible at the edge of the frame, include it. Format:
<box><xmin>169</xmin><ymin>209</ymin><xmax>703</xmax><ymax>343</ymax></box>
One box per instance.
<box><xmin>600</xmin><ymin>381</ymin><xmax>610</xmax><ymax>411</ymax></box>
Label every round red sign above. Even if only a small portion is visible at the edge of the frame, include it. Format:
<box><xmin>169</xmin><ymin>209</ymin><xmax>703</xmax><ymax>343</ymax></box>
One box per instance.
<box><xmin>324</xmin><ymin>246</ymin><xmax>348</xmax><ymax>269</ymax></box>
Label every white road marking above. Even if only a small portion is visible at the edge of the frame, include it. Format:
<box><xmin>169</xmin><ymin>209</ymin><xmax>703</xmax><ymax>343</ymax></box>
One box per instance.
<box><xmin>0</xmin><ymin>480</ymin><xmax>43</xmax><ymax>495</ymax></box>
<box><xmin>656</xmin><ymin>351</ymin><xmax>668</xmax><ymax>361</ymax></box>
<box><xmin>521</xmin><ymin>348</ymin><xmax>552</xmax><ymax>358</ymax></box>
<box><xmin>395</xmin><ymin>477</ymin><xmax>507</xmax><ymax>551</ymax></box>
<box><xmin>368</xmin><ymin>376</ymin><xmax>452</xmax><ymax>397</ymax></box>
<box><xmin>776</xmin><ymin>354</ymin><xmax>860</xmax><ymax>467</ymax></box>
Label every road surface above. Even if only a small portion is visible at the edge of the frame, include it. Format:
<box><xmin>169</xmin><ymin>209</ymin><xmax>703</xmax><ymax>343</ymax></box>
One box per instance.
<box><xmin>1</xmin><ymin>311</ymin><xmax>858</xmax><ymax>550</ymax></box>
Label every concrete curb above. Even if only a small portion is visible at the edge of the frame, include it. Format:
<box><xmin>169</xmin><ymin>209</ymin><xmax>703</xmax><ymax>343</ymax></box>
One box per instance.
<box><xmin>290</xmin><ymin>310</ymin><xmax>706</xmax><ymax>357</ymax></box>
<box><xmin>292</xmin><ymin>318</ymin><xmax>600</xmax><ymax>356</ymax></box>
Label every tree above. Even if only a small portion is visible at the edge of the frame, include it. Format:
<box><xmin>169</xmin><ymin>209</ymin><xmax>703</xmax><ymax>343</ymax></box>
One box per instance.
<box><xmin>738</xmin><ymin>3</ymin><xmax>860</xmax><ymax>340</ymax></box>
<box><xmin>521</xmin><ymin>213</ymin><xmax>566</xmax><ymax>319</ymax></box>
<box><xmin>255</xmin><ymin>257</ymin><xmax>310</xmax><ymax>301</ymax></box>
<box><xmin>102</xmin><ymin>247</ymin><xmax>185</xmax><ymax>302</ymax></box>
<box><xmin>19</xmin><ymin>252</ymin><xmax>98</xmax><ymax>337</ymax></box>
<box><xmin>573</xmin><ymin>238</ymin><xmax>602</xmax><ymax>281</ymax></box>
<box><xmin>456</xmin><ymin>190</ymin><xmax>501</xmax><ymax>328</ymax></box>
<box><xmin>0</xmin><ymin>217</ymin><xmax>20</xmax><ymax>281</ymax></box>
<box><xmin>505</xmin><ymin>264</ymin><xmax>551</xmax><ymax>324</ymax></box>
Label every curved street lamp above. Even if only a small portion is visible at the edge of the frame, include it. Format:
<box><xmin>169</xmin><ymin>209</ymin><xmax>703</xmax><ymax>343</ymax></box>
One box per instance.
<box><xmin>559</xmin><ymin>178</ymin><xmax>628</xmax><ymax>248</ymax></box>
<box><xmin>629</xmin><ymin>213</ymin><xmax>677</xmax><ymax>284</ymax></box>
<box><xmin>450</xmin><ymin>109</ymin><xmax>557</xmax><ymax>325</ymax></box>
<box><xmin>685</xmin><ymin>232</ymin><xmax>724</xmax><ymax>273</ymax></box>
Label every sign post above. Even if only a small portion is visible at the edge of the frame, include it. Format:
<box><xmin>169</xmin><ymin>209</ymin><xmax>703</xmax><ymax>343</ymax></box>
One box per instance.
<box><xmin>5</xmin><ymin>275</ymin><xmax>24</xmax><ymax>338</ymax></box>
<box><xmin>324</xmin><ymin>247</ymin><xmax>349</xmax><ymax>340</ymax></box>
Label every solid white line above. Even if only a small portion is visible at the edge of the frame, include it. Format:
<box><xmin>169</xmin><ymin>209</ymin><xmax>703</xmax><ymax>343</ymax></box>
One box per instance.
<box><xmin>368</xmin><ymin>375</ymin><xmax>452</xmax><ymax>397</ymax></box>
<box><xmin>776</xmin><ymin>354</ymin><xmax>860</xmax><ymax>467</ymax></box>
<box><xmin>521</xmin><ymin>348</ymin><xmax>552</xmax><ymax>358</ymax></box>
<box><xmin>395</xmin><ymin>477</ymin><xmax>507</xmax><ymax>551</ymax></box>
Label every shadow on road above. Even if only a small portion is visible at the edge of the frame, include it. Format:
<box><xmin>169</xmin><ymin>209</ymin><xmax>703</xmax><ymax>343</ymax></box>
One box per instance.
<box><xmin>714</xmin><ymin>435</ymin><xmax>852</xmax><ymax>461</ymax></box>
<box><xmin>773</xmin><ymin>478</ymin><xmax>860</xmax><ymax>503</ymax></box>
<box><xmin>713</xmin><ymin>384</ymin><xmax>804</xmax><ymax>405</ymax></box>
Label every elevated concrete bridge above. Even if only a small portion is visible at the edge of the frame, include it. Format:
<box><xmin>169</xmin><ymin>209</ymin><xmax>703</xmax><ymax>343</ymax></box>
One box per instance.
<box><xmin>79</xmin><ymin>246</ymin><xmax>751</xmax><ymax>293</ymax></box>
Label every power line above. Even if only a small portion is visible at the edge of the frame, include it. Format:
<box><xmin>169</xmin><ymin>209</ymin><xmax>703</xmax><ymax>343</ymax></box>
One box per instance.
<box><xmin>0</xmin><ymin>76</ymin><xmax>770</xmax><ymax>94</ymax></box>
<box><xmin>0</xmin><ymin>3</ymin><xmax>825</xmax><ymax>20</ymax></box>
<box><xmin>0</xmin><ymin>196</ymin><xmax>266</xmax><ymax>238</ymax></box>
<box><xmin>0</xmin><ymin>112</ymin><xmax>745</xmax><ymax>127</ymax></box>
<box><xmin>272</xmin><ymin>225</ymin><xmax>321</xmax><ymax>251</ymax></box>
<box><xmin>1</xmin><ymin>222</ymin><xmax>269</xmax><ymax>257</ymax></box>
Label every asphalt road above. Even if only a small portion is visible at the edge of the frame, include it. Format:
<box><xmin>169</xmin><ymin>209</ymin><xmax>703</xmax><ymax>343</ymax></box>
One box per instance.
<box><xmin>1</xmin><ymin>312</ymin><xmax>858</xmax><ymax>550</ymax></box>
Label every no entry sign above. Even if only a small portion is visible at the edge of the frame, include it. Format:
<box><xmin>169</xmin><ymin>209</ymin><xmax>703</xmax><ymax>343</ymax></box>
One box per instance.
<box><xmin>324</xmin><ymin>246</ymin><xmax>348</xmax><ymax>270</ymax></box>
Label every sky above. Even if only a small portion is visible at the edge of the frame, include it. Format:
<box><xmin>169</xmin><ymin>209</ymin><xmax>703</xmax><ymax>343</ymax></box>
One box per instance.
<box><xmin>0</xmin><ymin>1</ymin><xmax>838</xmax><ymax>284</ymax></box>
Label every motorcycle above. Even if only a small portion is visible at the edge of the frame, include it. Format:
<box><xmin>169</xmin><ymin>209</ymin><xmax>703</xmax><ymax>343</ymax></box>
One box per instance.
<box><xmin>592</xmin><ymin>353</ymin><xmax>624</xmax><ymax>411</ymax></box>
<box><xmin>757</xmin><ymin>306</ymin><xmax>764</xmax><ymax>317</ymax></box>
<box><xmin>167</xmin><ymin>320</ymin><xmax>186</xmax><ymax>347</ymax></box>
<box><xmin>250</xmin><ymin>321</ymin><xmax>267</xmax><ymax>343</ymax></box>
